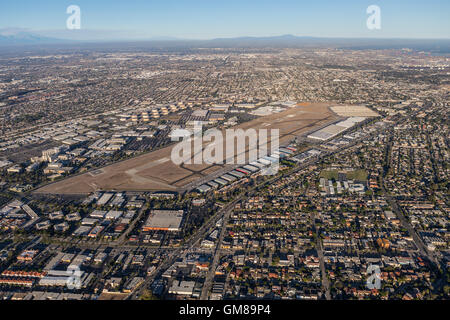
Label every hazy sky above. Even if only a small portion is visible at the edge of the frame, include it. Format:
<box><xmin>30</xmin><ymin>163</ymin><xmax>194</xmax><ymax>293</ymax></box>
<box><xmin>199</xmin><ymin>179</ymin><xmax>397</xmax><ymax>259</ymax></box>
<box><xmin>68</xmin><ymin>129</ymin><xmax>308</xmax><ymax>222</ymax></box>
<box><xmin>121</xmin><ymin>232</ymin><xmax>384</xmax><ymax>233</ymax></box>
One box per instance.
<box><xmin>0</xmin><ymin>0</ymin><xmax>449</xmax><ymax>39</ymax></box>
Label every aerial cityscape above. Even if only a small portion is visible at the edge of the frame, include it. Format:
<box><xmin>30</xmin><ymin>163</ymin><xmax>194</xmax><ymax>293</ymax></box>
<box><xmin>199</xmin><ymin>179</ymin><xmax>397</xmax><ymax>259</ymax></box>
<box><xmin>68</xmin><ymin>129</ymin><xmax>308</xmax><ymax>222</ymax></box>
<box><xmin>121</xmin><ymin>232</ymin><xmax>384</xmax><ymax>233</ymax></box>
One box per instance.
<box><xmin>0</xmin><ymin>0</ymin><xmax>448</xmax><ymax>311</ymax></box>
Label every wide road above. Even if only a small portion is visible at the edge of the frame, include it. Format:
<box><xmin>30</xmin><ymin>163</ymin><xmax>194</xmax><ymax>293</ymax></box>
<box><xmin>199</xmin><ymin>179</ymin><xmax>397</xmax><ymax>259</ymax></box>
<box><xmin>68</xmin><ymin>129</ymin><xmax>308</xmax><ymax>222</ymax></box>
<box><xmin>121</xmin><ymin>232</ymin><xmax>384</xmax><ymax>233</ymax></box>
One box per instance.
<box><xmin>311</xmin><ymin>212</ymin><xmax>331</xmax><ymax>300</ymax></box>
<box><xmin>200</xmin><ymin>203</ymin><xmax>234</xmax><ymax>299</ymax></box>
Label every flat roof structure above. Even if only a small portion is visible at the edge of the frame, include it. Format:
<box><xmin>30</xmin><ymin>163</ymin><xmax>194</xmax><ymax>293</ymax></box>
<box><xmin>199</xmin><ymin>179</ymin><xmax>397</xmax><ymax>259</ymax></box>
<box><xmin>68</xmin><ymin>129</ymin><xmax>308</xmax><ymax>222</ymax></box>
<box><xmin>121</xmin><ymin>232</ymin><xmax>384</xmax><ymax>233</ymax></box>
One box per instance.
<box><xmin>214</xmin><ymin>178</ymin><xmax>228</xmax><ymax>186</ymax></box>
<box><xmin>263</xmin><ymin>156</ymin><xmax>279</xmax><ymax>163</ymax></box>
<box><xmin>90</xmin><ymin>210</ymin><xmax>107</xmax><ymax>218</ymax></box>
<box><xmin>142</xmin><ymin>210</ymin><xmax>184</xmax><ymax>232</ymax></box>
<box><xmin>169</xmin><ymin>280</ymin><xmax>195</xmax><ymax>296</ymax></box>
<box><xmin>257</xmin><ymin>158</ymin><xmax>271</xmax><ymax>165</ymax></box>
<box><xmin>97</xmin><ymin>193</ymin><xmax>114</xmax><ymax>206</ymax></box>
<box><xmin>81</xmin><ymin>218</ymin><xmax>98</xmax><ymax>226</ymax></box>
<box><xmin>250</xmin><ymin>161</ymin><xmax>266</xmax><ymax>169</ymax></box>
<box><xmin>105</xmin><ymin>210</ymin><xmax>123</xmax><ymax>220</ymax></box>
<box><xmin>192</xmin><ymin>109</ymin><xmax>209</xmax><ymax>117</ymax></box>
<box><xmin>207</xmin><ymin>181</ymin><xmax>219</xmax><ymax>189</ymax></box>
<box><xmin>279</xmin><ymin>147</ymin><xmax>294</xmax><ymax>154</ymax></box>
<box><xmin>308</xmin><ymin>117</ymin><xmax>367</xmax><ymax>141</ymax></box>
<box><xmin>221</xmin><ymin>174</ymin><xmax>237</xmax><ymax>182</ymax></box>
<box><xmin>307</xmin><ymin>125</ymin><xmax>347</xmax><ymax>141</ymax></box>
<box><xmin>228</xmin><ymin>170</ymin><xmax>245</xmax><ymax>178</ymax></box>
<box><xmin>243</xmin><ymin>165</ymin><xmax>259</xmax><ymax>173</ymax></box>
<box><xmin>73</xmin><ymin>225</ymin><xmax>92</xmax><ymax>236</ymax></box>
<box><xmin>197</xmin><ymin>184</ymin><xmax>212</xmax><ymax>193</ymax></box>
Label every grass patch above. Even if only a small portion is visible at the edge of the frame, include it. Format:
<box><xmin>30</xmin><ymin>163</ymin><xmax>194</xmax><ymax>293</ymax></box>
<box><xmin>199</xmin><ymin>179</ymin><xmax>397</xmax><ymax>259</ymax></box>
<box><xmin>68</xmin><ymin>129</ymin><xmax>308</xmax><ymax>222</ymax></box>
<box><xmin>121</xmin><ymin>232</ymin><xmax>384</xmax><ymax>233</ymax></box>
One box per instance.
<box><xmin>320</xmin><ymin>169</ymin><xmax>367</xmax><ymax>181</ymax></box>
<box><xmin>320</xmin><ymin>170</ymin><xmax>339</xmax><ymax>180</ymax></box>
<box><xmin>347</xmin><ymin>169</ymin><xmax>368</xmax><ymax>181</ymax></box>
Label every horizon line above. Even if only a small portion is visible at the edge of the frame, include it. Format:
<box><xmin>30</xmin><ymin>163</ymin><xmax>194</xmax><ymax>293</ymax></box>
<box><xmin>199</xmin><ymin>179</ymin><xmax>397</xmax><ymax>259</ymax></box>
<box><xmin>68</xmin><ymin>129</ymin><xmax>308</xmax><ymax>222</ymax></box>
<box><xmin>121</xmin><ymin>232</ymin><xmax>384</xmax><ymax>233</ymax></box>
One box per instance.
<box><xmin>1</xmin><ymin>30</ymin><xmax>450</xmax><ymax>44</ymax></box>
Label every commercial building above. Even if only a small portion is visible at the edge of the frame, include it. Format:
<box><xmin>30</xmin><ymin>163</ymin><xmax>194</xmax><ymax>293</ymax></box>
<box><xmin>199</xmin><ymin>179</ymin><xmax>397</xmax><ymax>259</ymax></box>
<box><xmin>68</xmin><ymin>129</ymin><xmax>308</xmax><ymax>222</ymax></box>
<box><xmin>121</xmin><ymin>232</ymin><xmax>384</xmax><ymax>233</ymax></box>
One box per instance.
<box><xmin>197</xmin><ymin>184</ymin><xmax>212</xmax><ymax>193</ymax></box>
<box><xmin>142</xmin><ymin>210</ymin><xmax>184</xmax><ymax>232</ymax></box>
<box><xmin>168</xmin><ymin>280</ymin><xmax>195</xmax><ymax>296</ymax></box>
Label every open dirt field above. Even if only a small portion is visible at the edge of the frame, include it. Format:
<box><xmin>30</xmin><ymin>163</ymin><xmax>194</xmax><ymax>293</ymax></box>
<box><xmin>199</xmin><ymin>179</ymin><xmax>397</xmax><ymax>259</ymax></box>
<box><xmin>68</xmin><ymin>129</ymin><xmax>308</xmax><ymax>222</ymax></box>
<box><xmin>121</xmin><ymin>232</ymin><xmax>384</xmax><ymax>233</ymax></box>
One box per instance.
<box><xmin>330</xmin><ymin>105</ymin><xmax>379</xmax><ymax>117</ymax></box>
<box><xmin>35</xmin><ymin>102</ymin><xmax>338</xmax><ymax>194</ymax></box>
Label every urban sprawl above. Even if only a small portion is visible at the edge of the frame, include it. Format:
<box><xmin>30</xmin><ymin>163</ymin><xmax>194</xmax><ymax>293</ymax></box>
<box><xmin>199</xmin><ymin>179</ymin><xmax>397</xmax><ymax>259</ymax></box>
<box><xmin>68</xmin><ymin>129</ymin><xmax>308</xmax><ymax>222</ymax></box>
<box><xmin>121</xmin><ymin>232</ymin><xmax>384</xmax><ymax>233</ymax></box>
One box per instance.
<box><xmin>0</xmin><ymin>47</ymin><xmax>448</xmax><ymax>300</ymax></box>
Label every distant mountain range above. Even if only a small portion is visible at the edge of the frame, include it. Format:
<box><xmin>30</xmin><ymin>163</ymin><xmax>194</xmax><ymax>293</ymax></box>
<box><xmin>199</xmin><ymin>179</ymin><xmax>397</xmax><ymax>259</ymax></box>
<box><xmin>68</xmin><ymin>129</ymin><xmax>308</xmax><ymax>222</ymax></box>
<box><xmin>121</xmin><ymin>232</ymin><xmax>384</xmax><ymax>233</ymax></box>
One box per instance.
<box><xmin>0</xmin><ymin>30</ymin><xmax>449</xmax><ymax>53</ymax></box>
<box><xmin>0</xmin><ymin>29</ymin><xmax>184</xmax><ymax>44</ymax></box>
<box><xmin>0</xmin><ymin>29</ymin><xmax>63</xmax><ymax>45</ymax></box>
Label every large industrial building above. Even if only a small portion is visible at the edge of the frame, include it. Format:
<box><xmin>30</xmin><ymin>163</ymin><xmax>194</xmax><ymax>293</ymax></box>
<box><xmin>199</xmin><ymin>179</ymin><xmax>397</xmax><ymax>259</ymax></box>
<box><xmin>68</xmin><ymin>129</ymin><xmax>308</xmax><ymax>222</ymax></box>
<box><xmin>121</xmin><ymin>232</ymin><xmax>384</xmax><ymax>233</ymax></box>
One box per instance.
<box><xmin>142</xmin><ymin>210</ymin><xmax>184</xmax><ymax>232</ymax></box>
<box><xmin>307</xmin><ymin>117</ymin><xmax>367</xmax><ymax>141</ymax></box>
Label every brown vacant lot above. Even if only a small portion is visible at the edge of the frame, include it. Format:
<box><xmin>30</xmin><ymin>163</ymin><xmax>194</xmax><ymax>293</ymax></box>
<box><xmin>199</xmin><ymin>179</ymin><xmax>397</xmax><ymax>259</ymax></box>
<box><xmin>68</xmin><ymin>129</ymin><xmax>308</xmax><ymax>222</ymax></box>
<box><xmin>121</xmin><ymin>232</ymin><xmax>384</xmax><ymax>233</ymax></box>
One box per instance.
<box><xmin>36</xmin><ymin>102</ymin><xmax>338</xmax><ymax>194</ymax></box>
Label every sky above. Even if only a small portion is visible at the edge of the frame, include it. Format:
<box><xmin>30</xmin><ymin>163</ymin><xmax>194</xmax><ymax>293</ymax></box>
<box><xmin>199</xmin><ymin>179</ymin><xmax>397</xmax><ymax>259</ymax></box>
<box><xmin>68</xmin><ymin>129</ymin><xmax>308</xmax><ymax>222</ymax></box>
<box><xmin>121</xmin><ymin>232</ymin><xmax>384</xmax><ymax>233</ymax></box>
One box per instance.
<box><xmin>0</xmin><ymin>0</ymin><xmax>449</xmax><ymax>40</ymax></box>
